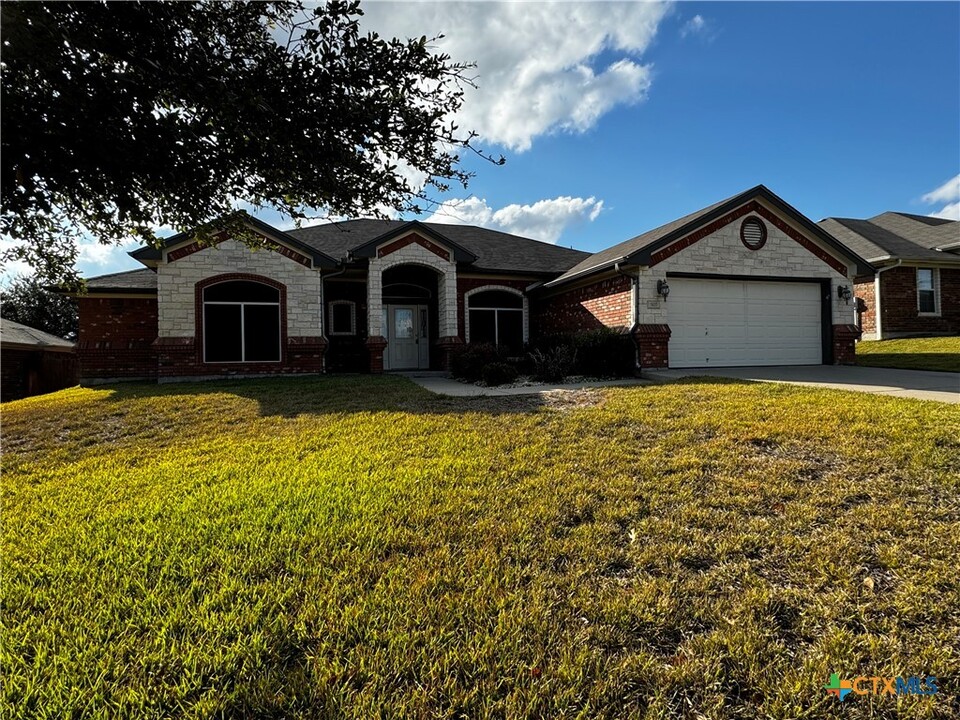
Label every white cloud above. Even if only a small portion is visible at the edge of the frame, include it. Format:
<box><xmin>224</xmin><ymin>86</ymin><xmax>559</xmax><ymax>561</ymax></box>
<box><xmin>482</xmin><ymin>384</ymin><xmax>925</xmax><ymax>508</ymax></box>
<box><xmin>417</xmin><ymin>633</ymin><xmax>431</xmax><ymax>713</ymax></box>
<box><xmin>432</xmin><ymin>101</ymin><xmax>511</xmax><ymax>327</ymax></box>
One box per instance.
<box><xmin>680</xmin><ymin>14</ymin><xmax>706</xmax><ymax>38</ymax></box>
<box><xmin>359</xmin><ymin>2</ymin><xmax>668</xmax><ymax>152</ymax></box>
<box><xmin>930</xmin><ymin>202</ymin><xmax>960</xmax><ymax>221</ymax></box>
<box><xmin>920</xmin><ymin>174</ymin><xmax>960</xmax><ymax>219</ymax></box>
<box><xmin>427</xmin><ymin>195</ymin><xmax>603</xmax><ymax>243</ymax></box>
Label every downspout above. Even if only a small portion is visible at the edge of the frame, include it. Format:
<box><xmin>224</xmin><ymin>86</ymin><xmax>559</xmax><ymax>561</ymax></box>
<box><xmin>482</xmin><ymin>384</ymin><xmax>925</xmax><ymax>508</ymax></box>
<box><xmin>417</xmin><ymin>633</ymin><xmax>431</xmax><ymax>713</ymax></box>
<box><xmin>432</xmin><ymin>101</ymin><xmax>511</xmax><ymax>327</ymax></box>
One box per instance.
<box><xmin>873</xmin><ymin>259</ymin><xmax>901</xmax><ymax>340</ymax></box>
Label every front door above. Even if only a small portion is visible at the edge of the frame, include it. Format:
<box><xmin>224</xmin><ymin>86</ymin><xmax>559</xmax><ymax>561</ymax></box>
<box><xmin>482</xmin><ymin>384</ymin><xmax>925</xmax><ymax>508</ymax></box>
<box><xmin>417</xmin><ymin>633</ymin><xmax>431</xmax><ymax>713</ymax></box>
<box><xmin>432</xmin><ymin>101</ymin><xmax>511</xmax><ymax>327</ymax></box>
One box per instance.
<box><xmin>386</xmin><ymin>305</ymin><xmax>428</xmax><ymax>370</ymax></box>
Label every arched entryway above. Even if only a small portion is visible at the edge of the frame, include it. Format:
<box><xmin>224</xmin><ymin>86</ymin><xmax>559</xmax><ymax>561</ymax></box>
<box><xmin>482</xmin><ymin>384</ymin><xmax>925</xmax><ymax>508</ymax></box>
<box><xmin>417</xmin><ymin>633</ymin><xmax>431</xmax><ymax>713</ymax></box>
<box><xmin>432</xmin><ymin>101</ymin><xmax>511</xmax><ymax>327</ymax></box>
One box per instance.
<box><xmin>380</xmin><ymin>264</ymin><xmax>439</xmax><ymax>370</ymax></box>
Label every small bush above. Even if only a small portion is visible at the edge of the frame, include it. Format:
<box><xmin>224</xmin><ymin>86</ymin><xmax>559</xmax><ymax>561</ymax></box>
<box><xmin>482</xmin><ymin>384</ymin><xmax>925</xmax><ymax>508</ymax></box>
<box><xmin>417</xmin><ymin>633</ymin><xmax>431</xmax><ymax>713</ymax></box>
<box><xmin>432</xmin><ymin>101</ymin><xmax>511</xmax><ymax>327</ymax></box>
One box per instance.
<box><xmin>481</xmin><ymin>362</ymin><xmax>519</xmax><ymax>387</ymax></box>
<box><xmin>573</xmin><ymin>328</ymin><xmax>636</xmax><ymax>378</ymax></box>
<box><xmin>528</xmin><ymin>345</ymin><xmax>577</xmax><ymax>382</ymax></box>
<box><xmin>451</xmin><ymin>343</ymin><xmax>501</xmax><ymax>381</ymax></box>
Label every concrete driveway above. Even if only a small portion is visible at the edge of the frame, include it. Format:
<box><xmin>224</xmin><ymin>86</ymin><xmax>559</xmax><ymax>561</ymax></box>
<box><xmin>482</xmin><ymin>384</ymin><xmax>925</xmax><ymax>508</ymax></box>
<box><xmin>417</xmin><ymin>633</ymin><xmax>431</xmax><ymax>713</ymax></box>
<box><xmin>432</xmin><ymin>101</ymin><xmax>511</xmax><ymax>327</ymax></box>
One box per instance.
<box><xmin>645</xmin><ymin>365</ymin><xmax>959</xmax><ymax>403</ymax></box>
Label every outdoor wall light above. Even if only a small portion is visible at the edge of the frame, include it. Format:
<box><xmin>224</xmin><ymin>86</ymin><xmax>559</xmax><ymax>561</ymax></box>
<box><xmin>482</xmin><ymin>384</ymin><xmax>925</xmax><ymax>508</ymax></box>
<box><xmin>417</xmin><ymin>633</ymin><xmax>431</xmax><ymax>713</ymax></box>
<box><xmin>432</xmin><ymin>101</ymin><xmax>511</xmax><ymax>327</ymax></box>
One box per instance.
<box><xmin>837</xmin><ymin>285</ymin><xmax>852</xmax><ymax>304</ymax></box>
<box><xmin>657</xmin><ymin>279</ymin><xmax>670</xmax><ymax>301</ymax></box>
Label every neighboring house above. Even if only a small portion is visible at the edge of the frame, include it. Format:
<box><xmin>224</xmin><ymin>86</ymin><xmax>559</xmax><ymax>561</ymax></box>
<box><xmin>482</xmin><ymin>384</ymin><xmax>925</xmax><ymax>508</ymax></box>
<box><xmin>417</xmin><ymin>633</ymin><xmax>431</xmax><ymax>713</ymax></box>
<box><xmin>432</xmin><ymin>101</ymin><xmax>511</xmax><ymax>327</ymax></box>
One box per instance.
<box><xmin>819</xmin><ymin>212</ymin><xmax>959</xmax><ymax>339</ymax></box>
<box><xmin>69</xmin><ymin>185</ymin><xmax>873</xmax><ymax>383</ymax></box>
<box><xmin>0</xmin><ymin>318</ymin><xmax>77</xmax><ymax>400</ymax></box>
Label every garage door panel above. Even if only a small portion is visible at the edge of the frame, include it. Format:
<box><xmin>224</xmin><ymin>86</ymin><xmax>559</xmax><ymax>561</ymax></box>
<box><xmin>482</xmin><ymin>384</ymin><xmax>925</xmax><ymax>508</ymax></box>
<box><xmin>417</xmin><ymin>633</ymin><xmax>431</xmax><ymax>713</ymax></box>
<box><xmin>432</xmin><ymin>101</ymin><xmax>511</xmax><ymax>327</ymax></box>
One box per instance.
<box><xmin>669</xmin><ymin>278</ymin><xmax>822</xmax><ymax>368</ymax></box>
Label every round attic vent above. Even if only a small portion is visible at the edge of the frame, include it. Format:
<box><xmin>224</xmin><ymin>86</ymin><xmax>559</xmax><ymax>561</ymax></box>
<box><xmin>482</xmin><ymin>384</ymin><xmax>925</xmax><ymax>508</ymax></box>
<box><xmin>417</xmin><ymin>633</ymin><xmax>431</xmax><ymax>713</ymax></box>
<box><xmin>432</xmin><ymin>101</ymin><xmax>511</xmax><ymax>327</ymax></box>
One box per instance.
<box><xmin>740</xmin><ymin>217</ymin><xmax>767</xmax><ymax>250</ymax></box>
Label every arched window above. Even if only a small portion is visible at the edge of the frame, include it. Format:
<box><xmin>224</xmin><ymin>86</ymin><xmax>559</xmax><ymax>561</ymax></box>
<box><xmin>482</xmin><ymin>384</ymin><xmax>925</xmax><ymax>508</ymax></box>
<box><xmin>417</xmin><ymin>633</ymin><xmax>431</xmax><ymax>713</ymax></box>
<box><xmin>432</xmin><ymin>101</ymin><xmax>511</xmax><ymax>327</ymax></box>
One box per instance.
<box><xmin>467</xmin><ymin>289</ymin><xmax>524</xmax><ymax>353</ymax></box>
<box><xmin>203</xmin><ymin>280</ymin><xmax>281</xmax><ymax>362</ymax></box>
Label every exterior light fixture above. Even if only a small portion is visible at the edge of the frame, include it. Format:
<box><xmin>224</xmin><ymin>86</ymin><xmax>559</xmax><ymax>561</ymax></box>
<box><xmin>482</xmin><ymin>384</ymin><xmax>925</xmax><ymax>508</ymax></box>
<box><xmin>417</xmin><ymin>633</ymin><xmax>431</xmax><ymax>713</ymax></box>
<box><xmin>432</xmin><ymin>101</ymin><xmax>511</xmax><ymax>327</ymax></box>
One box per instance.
<box><xmin>837</xmin><ymin>285</ymin><xmax>852</xmax><ymax>304</ymax></box>
<box><xmin>657</xmin><ymin>279</ymin><xmax>670</xmax><ymax>301</ymax></box>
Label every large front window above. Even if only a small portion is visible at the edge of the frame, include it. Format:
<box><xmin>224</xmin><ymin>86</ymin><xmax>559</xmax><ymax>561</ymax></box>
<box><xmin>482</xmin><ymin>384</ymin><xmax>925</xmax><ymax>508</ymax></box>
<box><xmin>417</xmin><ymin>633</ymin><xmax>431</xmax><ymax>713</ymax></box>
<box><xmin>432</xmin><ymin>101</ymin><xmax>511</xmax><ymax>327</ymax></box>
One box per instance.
<box><xmin>467</xmin><ymin>289</ymin><xmax>524</xmax><ymax>353</ymax></box>
<box><xmin>203</xmin><ymin>280</ymin><xmax>281</xmax><ymax>362</ymax></box>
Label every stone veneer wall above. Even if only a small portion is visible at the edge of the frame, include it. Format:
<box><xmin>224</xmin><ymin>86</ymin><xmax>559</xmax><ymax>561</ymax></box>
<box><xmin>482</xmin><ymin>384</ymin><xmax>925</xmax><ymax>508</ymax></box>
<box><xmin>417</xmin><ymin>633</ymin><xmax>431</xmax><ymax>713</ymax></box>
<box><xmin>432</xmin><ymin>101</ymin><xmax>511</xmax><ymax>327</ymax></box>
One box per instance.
<box><xmin>367</xmin><ymin>235</ymin><xmax>458</xmax><ymax>338</ymax></box>
<box><xmin>157</xmin><ymin>239</ymin><xmax>323</xmax><ymax>338</ymax></box>
<box><xmin>637</xmin><ymin>209</ymin><xmax>857</xmax><ymax>327</ymax></box>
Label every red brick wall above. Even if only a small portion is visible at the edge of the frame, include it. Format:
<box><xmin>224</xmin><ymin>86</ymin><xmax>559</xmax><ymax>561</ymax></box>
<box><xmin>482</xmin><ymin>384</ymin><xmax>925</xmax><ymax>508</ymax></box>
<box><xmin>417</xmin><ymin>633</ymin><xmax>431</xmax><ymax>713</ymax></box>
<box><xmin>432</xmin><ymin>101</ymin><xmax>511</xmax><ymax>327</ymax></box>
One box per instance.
<box><xmin>878</xmin><ymin>266</ymin><xmax>960</xmax><ymax>336</ymax></box>
<box><xmin>77</xmin><ymin>297</ymin><xmax>158</xmax><ymax>380</ymax></box>
<box><xmin>457</xmin><ymin>277</ymin><xmax>531</xmax><ymax>343</ymax></box>
<box><xmin>533</xmin><ymin>275</ymin><xmax>633</xmax><ymax>336</ymax></box>
<box><xmin>854</xmin><ymin>279</ymin><xmax>875</xmax><ymax>335</ymax></box>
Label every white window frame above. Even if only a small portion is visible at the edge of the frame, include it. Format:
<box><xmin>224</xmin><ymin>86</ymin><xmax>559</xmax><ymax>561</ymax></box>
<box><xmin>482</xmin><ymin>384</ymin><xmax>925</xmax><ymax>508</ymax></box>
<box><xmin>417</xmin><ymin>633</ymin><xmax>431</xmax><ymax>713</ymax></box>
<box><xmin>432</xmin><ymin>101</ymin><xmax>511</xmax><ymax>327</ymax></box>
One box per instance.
<box><xmin>464</xmin><ymin>285</ymin><xmax>528</xmax><ymax>348</ymax></box>
<box><xmin>201</xmin><ymin>280</ymin><xmax>283</xmax><ymax>365</ymax></box>
<box><xmin>327</xmin><ymin>300</ymin><xmax>357</xmax><ymax>336</ymax></box>
<box><xmin>916</xmin><ymin>267</ymin><xmax>940</xmax><ymax>316</ymax></box>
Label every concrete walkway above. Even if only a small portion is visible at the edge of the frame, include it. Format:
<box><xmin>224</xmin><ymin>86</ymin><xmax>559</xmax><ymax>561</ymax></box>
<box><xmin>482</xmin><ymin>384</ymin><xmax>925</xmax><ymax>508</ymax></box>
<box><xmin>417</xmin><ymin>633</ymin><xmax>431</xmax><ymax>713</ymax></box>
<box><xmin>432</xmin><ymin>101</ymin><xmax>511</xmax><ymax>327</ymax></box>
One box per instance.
<box><xmin>402</xmin><ymin>373</ymin><xmax>651</xmax><ymax>397</ymax></box>
<box><xmin>645</xmin><ymin>365</ymin><xmax>959</xmax><ymax>404</ymax></box>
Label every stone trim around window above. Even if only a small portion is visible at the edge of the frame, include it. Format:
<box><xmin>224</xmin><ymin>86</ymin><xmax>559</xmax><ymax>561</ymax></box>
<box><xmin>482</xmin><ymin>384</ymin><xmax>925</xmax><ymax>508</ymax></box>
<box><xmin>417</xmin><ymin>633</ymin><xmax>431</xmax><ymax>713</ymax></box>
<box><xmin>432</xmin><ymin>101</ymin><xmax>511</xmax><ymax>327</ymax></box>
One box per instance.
<box><xmin>463</xmin><ymin>285</ymin><xmax>529</xmax><ymax>345</ymax></box>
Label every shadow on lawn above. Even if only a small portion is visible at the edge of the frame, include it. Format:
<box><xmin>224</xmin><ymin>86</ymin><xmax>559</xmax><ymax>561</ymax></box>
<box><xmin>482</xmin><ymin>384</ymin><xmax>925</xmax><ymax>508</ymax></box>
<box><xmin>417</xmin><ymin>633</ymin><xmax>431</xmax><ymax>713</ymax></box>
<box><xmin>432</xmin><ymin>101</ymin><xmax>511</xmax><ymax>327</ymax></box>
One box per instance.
<box><xmin>857</xmin><ymin>353</ymin><xmax>960</xmax><ymax>373</ymax></box>
<box><xmin>98</xmin><ymin>373</ymin><xmax>558</xmax><ymax>417</ymax></box>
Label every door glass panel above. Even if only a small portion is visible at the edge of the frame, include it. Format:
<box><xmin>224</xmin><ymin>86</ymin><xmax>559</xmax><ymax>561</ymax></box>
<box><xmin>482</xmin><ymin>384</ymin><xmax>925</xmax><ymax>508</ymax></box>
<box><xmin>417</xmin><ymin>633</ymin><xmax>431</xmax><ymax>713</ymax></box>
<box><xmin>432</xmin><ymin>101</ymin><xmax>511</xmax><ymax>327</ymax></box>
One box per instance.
<box><xmin>420</xmin><ymin>308</ymin><xmax>428</xmax><ymax>338</ymax></box>
<box><xmin>394</xmin><ymin>308</ymin><xmax>414</xmax><ymax>338</ymax></box>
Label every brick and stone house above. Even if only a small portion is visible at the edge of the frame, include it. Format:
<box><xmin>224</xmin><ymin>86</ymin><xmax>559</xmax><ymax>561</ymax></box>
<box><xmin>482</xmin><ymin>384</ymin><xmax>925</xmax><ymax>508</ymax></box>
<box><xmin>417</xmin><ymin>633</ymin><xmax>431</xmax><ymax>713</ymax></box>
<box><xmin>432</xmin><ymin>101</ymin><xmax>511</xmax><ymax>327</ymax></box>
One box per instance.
<box><xmin>819</xmin><ymin>212</ymin><xmax>959</xmax><ymax>339</ymax></box>
<box><xmin>70</xmin><ymin>185</ymin><xmax>874</xmax><ymax>383</ymax></box>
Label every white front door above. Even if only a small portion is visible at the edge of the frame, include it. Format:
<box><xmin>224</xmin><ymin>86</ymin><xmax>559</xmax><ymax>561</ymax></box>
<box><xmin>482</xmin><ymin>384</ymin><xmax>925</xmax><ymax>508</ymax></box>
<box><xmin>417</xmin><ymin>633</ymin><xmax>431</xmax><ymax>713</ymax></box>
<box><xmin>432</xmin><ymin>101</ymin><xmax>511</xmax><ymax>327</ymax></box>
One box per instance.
<box><xmin>386</xmin><ymin>305</ymin><xmax>428</xmax><ymax>370</ymax></box>
<box><xmin>668</xmin><ymin>278</ymin><xmax>823</xmax><ymax>367</ymax></box>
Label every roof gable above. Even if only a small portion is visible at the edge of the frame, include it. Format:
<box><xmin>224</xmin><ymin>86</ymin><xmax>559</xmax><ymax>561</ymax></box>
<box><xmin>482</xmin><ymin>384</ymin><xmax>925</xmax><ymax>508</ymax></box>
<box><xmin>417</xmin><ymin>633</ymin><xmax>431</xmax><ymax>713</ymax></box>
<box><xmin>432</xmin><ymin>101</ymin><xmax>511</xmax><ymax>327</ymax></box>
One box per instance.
<box><xmin>548</xmin><ymin>185</ymin><xmax>873</xmax><ymax>286</ymax></box>
<box><xmin>129</xmin><ymin>213</ymin><xmax>337</xmax><ymax>269</ymax></box>
<box><xmin>347</xmin><ymin>221</ymin><xmax>477</xmax><ymax>262</ymax></box>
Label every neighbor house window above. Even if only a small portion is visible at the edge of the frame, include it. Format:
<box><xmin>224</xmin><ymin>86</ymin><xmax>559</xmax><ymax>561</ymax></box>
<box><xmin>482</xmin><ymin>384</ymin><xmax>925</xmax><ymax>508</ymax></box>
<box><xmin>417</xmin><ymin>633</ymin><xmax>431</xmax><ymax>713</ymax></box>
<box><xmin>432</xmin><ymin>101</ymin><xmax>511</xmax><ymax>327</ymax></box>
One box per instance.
<box><xmin>467</xmin><ymin>289</ymin><xmax>524</xmax><ymax>353</ymax></box>
<box><xmin>328</xmin><ymin>300</ymin><xmax>356</xmax><ymax>335</ymax></box>
<box><xmin>917</xmin><ymin>268</ymin><xmax>938</xmax><ymax>314</ymax></box>
<box><xmin>203</xmin><ymin>280</ymin><xmax>281</xmax><ymax>362</ymax></box>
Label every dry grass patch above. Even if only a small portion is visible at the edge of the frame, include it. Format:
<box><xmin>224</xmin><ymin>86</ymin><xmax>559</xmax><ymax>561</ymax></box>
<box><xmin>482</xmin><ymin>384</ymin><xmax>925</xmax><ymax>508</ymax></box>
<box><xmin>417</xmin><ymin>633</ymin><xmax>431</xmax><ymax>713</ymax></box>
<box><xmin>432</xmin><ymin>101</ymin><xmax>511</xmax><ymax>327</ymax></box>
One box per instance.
<box><xmin>2</xmin><ymin>376</ymin><xmax>959</xmax><ymax>718</ymax></box>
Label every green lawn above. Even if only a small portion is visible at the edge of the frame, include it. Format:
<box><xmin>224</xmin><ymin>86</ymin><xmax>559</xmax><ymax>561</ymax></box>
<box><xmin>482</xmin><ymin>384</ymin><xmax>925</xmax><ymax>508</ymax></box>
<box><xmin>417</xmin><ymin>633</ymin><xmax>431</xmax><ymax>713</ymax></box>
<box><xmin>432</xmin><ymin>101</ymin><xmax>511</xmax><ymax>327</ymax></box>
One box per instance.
<box><xmin>856</xmin><ymin>336</ymin><xmax>960</xmax><ymax>373</ymax></box>
<box><xmin>3</xmin><ymin>377</ymin><xmax>959</xmax><ymax>718</ymax></box>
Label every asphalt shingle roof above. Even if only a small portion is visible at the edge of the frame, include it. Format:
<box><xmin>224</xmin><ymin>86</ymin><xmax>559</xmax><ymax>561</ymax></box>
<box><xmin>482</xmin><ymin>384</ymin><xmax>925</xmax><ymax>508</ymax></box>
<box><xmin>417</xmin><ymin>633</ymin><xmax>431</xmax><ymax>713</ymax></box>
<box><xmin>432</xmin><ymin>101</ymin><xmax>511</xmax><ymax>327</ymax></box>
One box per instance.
<box><xmin>285</xmin><ymin>220</ymin><xmax>590</xmax><ymax>275</ymax></box>
<box><xmin>0</xmin><ymin>318</ymin><xmax>74</xmax><ymax>348</ymax></box>
<box><xmin>548</xmin><ymin>194</ymin><xmax>736</xmax><ymax>285</ymax></box>
<box><xmin>817</xmin><ymin>213</ymin><xmax>960</xmax><ymax>264</ymax></box>
<box><xmin>83</xmin><ymin>268</ymin><xmax>158</xmax><ymax>292</ymax></box>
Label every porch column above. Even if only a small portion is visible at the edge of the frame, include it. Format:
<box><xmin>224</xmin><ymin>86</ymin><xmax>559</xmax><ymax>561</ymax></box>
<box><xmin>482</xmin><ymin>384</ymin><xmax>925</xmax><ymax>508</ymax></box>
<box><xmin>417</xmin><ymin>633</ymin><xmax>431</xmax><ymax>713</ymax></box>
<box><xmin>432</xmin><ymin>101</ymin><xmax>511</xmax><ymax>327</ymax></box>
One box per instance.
<box><xmin>365</xmin><ymin>266</ymin><xmax>387</xmax><ymax>372</ymax></box>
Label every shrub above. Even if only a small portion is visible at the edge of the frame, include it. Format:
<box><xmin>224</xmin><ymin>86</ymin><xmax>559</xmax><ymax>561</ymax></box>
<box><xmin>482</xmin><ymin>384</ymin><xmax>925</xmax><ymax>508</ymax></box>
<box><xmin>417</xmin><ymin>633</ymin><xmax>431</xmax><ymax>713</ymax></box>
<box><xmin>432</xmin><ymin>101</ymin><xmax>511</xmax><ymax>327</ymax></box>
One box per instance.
<box><xmin>451</xmin><ymin>343</ymin><xmax>500</xmax><ymax>381</ymax></box>
<box><xmin>528</xmin><ymin>345</ymin><xmax>577</xmax><ymax>383</ymax></box>
<box><xmin>481</xmin><ymin>362</ymin><xmax>519</xmax><ymax>387</ymax></box>
<box><xmin>573</xmin><ymin>328</ymin><xmax>636</xmax><ymax>378</ymax></box>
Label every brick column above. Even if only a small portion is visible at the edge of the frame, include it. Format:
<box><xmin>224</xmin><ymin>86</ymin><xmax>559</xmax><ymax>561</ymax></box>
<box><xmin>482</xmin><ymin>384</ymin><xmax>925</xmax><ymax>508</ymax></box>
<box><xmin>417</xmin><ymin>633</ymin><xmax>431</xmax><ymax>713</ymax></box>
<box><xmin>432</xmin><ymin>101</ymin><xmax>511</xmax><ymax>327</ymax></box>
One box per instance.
<box><xmin>832</xmin><ymin>324</ymin><xmax>861</xmax><ymax>365</ymax></box>
<box><xmin>632</xmin><ymin>324</ymin><xmax>671</xmax><ymax>369</ymax></box>
<box><xmin>365</xmin><ymin>335</ymin><xmax>388</xmax><ymax>374</ymax></box>
<box><xmin>435</xmin><ymin>336</ymin><xmax>464</xmax><ymax>372</ymax></box>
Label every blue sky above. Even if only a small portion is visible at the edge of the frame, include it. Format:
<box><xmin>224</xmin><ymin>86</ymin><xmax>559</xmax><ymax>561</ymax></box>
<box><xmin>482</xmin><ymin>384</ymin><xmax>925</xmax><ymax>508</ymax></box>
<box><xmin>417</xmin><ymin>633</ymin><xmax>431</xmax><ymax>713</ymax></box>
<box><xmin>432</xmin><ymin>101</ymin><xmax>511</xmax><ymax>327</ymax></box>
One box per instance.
<box><xmin>8</xmin><ymin>1</ymin><xmax>958</xmax><ymax>281</ymax></box>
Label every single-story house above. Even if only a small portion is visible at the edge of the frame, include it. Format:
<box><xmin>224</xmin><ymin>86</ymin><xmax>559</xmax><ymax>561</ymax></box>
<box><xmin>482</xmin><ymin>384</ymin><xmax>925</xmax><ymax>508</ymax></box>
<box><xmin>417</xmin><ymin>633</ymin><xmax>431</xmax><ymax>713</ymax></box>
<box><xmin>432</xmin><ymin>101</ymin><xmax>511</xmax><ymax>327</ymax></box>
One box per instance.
<box><xmin>818</xmin><ymin>212</ymin><xmax>959</xmax><ymax>339</ymax></box>
<box><xmin>70</xmin><ymin>185</ymin><xmax>874</xmax><ymax>383</ymax></box>
<box><xmin>0</xmin><ymin>318</ymin><xmax>78</xmax><ymax>400</ymax></box>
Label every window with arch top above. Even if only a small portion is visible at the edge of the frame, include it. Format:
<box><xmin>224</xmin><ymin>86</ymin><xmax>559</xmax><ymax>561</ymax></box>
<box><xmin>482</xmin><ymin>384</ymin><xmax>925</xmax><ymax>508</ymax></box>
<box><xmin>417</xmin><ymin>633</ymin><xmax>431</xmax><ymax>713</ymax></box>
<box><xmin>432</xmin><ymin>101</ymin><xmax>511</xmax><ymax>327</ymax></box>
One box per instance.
<box><xmin>203</xmin><ymin>280</ymin><xmax>281</xmax><ymax>362</ymax></box>
<box><xmin>467</xmin><ymin>289</ymin><xmax>524</xmax><ymax>353</ymax></box>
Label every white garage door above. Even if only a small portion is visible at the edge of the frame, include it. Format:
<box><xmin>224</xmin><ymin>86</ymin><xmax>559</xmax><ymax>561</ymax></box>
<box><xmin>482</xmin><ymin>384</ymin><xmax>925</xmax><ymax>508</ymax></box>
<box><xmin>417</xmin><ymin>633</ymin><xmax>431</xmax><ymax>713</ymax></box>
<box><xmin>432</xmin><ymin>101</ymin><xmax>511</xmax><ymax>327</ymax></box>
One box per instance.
<box><xmin>668</xmin><ymin>278</ymin><xmax>823</xmax><ymax>368</ymax></box>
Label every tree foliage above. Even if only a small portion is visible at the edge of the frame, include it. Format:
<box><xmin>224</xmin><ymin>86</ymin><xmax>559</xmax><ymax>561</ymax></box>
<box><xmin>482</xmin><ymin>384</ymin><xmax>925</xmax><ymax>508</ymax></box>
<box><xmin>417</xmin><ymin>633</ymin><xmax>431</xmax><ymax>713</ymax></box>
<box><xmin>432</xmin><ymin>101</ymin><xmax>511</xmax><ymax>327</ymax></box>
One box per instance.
<box><xmin>0</xmin><ymin>275</ymin><xmax>78</xmax><ymax>339</ymax></box>
<box><xmin>1</xmin><ymin>0</ymin><xmax>499</xmax><ymax>283</ymax></box>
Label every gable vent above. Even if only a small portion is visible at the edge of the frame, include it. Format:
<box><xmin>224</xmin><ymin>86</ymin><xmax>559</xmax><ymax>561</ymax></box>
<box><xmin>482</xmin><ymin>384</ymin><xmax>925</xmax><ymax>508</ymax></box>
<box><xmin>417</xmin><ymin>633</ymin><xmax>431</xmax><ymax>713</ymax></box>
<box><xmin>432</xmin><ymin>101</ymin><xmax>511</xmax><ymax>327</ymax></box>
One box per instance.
<box><xmin>740</xmin><ymin>217</ymin><xmax>767</xmax><ymax>250</ymax></box>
